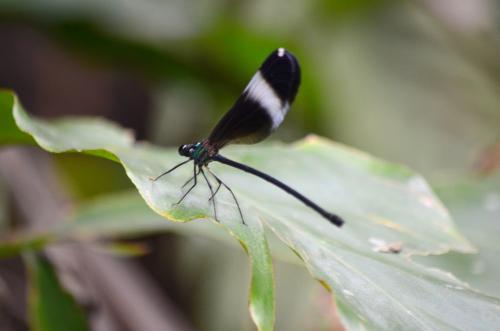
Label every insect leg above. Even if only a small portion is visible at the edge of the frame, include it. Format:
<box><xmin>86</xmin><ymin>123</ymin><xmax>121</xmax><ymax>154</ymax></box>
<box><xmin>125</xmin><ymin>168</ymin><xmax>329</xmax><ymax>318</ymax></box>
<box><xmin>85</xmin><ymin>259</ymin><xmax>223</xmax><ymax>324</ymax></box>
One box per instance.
<box><xmin>182</xmin><ymin>167</ymin><xmax>201</xmax><ymax>188</ymax></box>
<box><xmin>150</xmin><ymin>159</ymin><xmax>191</xmax><ymax>181</ymax></box>
<box><xmin>200</xmin><ymin>167</ymin><xmax>218</xmax><ymax>222</ymax></box>
<box><xmin>174</xmin><ymin>162</ymin><xmax>199</xmax><ymax>205</ymax></box>
<box><xmin>209</xmin><ymin>182</ymin><xmax>222</xmax><ymax>202</ymax></box>
<box><xmin>206</xmin><ymin>168</ymin><xmax>246</xmax><ymax>225</ymax></box>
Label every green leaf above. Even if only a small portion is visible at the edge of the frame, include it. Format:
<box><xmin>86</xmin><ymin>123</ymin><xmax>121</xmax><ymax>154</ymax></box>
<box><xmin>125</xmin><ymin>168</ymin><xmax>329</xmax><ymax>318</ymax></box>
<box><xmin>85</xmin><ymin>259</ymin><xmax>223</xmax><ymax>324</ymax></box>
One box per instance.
<box><xmin>1</xmin><ymin>90</ymin><xmax>275</xmax><ymax>331</ymax></box>
<box><xmin>2</xmin><ymin>89</ymin><xmax>500</xmax><ymax>330</ymax></box>
<box><xmin>67</xmin><ymin>190</ymin><xmax>239</xmax><ymax>244</ymax></box>
<box><xmin>0</xmin><ymin>91</ymin><xmax>34</xmax><ymax>145</ymax></box>
<box><xmin>225</xmin><ymin>139</ymin><xmax>500</xmax><ymax>330</ymax></box>
<box><xmin>25</xmin><ymin>253</ymin><xmax>90</xmax><ymax>331</ymax></box>
<box><xmin>418</xmin><ymin>176</ymin><xmax>500</xmax><ymax>297</ymax></box>
<box><xmin>10</xmin><ymin>91</ymin><xmax>133</xmax><ymax>161</ymax></box>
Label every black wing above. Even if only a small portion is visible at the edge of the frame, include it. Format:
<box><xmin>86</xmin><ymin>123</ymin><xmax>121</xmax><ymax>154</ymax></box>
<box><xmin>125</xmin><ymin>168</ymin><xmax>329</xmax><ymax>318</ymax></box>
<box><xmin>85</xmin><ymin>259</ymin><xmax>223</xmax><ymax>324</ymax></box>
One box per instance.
<box><xmin>207</xmin><ymin>48</ymin><xmax>300</xmax><ymax>149</ymax></box>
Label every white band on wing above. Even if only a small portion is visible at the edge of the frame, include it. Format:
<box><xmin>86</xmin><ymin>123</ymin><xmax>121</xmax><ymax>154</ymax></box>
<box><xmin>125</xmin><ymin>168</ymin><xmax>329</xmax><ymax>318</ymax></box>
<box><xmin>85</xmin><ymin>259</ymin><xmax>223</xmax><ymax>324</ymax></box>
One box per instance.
<box><xmin>244</xmin><ymin>71</ymin><xmax>289</xmax><ymax>129</ymax></box>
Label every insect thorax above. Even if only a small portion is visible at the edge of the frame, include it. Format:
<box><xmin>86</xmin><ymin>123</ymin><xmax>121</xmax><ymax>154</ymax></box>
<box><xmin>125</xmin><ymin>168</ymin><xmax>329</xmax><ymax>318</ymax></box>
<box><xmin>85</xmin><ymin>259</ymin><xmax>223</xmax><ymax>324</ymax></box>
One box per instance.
<box><xmin>179</xmin><ymin>140</ymin><xmax>218</xmax><ymax>166</ymax></box>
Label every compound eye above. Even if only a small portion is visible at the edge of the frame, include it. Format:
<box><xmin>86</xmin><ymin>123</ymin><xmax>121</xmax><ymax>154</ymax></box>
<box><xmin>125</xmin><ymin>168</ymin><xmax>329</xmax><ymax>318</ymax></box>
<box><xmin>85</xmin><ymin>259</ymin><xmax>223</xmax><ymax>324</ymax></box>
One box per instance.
<box><xmin>178</xmin><ymin>144</ymin><xmax>187</xmax><ymax>155</ymax></box>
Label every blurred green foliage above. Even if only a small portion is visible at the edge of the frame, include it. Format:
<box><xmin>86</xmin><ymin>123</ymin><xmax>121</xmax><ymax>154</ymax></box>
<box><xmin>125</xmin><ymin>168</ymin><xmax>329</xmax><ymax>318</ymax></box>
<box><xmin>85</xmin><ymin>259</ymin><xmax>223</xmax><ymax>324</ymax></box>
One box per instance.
<box><xmin>2</xmin><ymin>1</ymin><xmax>498</xmax><ymax>175</ymax></box>
<box><xmin>26</xmin><ymin>253</ymin><xmax>90</xmax><ymax>331</ymax></box>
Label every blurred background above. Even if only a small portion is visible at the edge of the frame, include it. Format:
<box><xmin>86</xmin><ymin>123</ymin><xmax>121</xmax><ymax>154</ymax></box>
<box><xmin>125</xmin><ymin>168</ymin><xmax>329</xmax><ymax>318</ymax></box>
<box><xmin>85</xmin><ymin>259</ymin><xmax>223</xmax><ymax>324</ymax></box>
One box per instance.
<box><xmin>0</xmin><ymin>0</ymin><xmax>499</xmax><ymax>330</ymax></box>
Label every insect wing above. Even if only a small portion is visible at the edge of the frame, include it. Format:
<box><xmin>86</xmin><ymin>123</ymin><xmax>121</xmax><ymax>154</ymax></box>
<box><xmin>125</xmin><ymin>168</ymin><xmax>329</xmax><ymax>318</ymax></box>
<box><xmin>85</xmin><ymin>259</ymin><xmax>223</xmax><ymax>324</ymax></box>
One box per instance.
<box><xmin>208</xmin><ymin>48</ymin><xmax>300</xmax><ymax>148</ymax></box>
